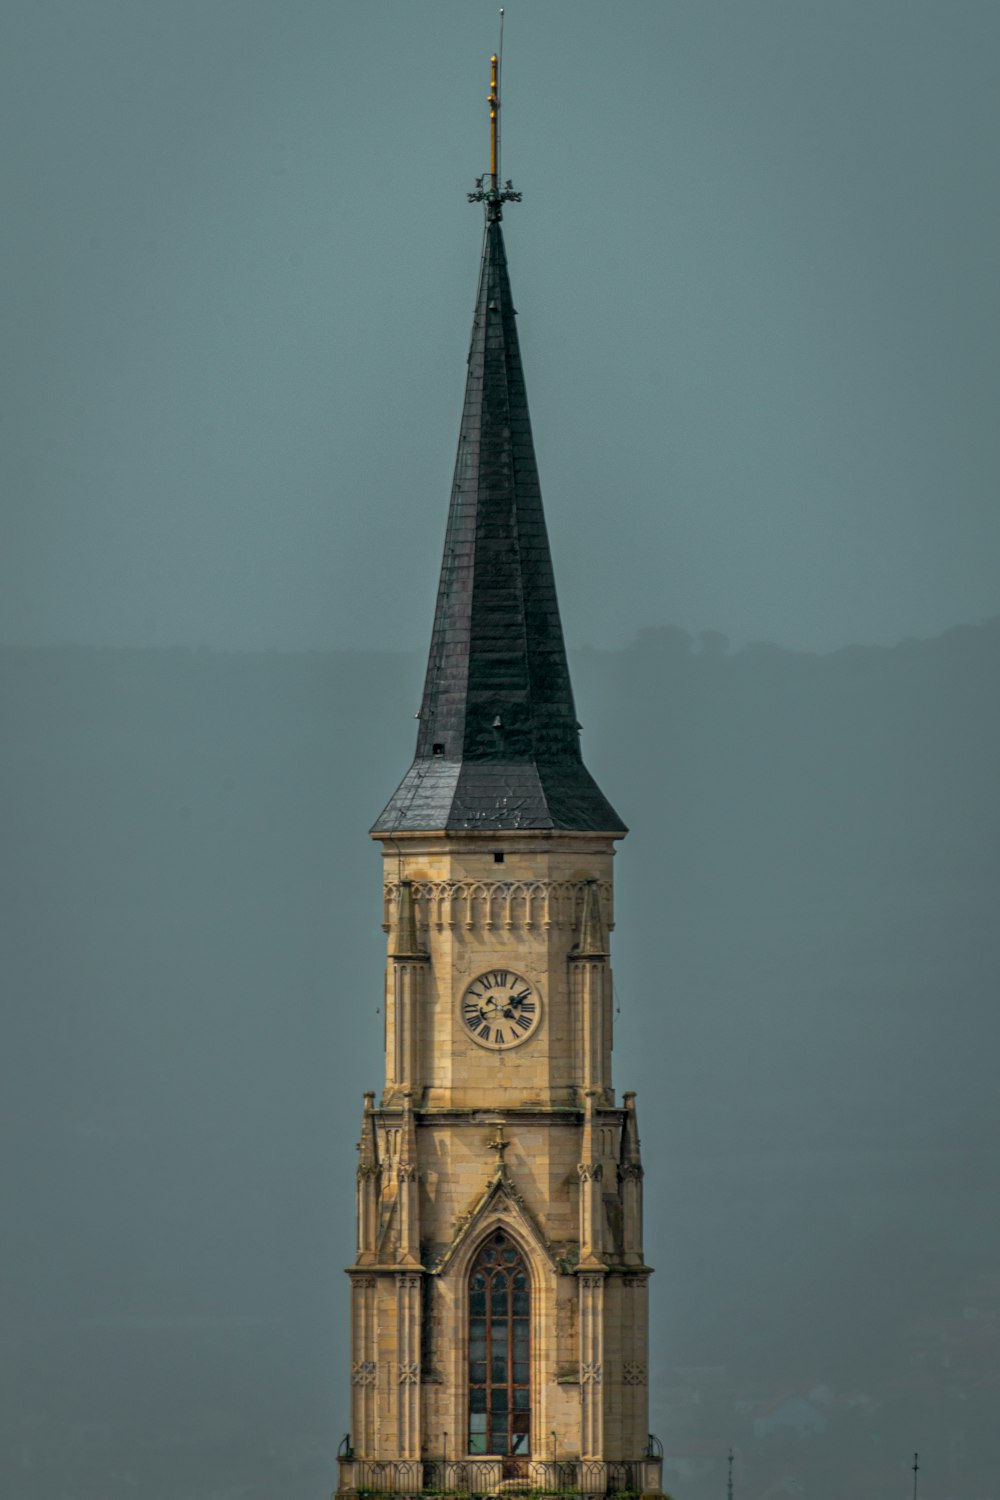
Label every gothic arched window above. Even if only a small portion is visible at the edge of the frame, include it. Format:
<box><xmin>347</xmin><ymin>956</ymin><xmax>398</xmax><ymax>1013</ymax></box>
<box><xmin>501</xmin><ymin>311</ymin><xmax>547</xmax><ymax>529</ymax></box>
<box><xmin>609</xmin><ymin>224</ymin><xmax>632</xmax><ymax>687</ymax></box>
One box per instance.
<box><xmin>468</xmin><ymin>1229</ymin><xmax>531</xmax><ymax>1455</ymax></box>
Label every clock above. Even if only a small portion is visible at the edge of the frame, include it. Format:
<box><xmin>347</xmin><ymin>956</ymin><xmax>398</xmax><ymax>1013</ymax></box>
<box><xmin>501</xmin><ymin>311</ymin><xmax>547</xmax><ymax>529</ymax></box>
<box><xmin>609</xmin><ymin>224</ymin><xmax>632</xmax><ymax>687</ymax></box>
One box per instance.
<box><xmin>461</xmin><ymin>969</ymin><xmax>541</xmax><ymax>1051</ymax></box>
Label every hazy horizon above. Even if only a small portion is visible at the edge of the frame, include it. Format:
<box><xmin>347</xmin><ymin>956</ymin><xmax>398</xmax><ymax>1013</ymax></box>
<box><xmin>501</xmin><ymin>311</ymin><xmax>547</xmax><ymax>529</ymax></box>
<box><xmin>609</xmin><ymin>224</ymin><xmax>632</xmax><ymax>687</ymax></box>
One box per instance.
<box><xmin>4</xmin><ymin>610</ymin><xmax>998</xmax><ymax>657</ymax></box>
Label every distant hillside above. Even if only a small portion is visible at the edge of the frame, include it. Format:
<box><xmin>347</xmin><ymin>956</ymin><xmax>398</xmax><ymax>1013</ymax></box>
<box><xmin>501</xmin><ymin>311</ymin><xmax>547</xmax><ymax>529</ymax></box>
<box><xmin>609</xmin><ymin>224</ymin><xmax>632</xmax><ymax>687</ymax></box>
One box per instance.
<box><xmin>2</xmin><ymin>622</ymin><xmax>998</xmax><ymax>1500</ymax></box>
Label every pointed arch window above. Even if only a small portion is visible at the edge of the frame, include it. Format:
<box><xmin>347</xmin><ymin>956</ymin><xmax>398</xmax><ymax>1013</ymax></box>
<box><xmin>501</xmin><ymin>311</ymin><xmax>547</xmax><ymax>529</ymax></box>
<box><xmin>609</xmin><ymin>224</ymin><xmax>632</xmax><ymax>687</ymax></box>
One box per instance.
<box><xmin>468</xmin><ymin>1229</ymin><xmax>531</xmax><ymax>1455</ymax></box>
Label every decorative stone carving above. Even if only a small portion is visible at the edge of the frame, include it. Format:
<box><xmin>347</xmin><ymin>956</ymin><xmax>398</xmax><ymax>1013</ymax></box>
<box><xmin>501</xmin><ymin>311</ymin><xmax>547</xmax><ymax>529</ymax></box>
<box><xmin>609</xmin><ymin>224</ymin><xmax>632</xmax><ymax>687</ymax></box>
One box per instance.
<box><xmin>396</xmin><ymin>1164</ymin><xmax>418</xmax><ymax>1182</ymax></box>
<box><xmin>398</xmin><ymin>1362</ymin><xmax>419</xmax><ymax>1385</ymax></box>
<box><xmin>352</xmin><ymin>1361</ymin><xmax>376</xmax><ymax>1386</ymax></box>
<box><xmin>383</xmin><ymin>879</ymin><xmax>613</xmax><ymax>935</ymax></box>
<box><xmin>623</xmin><ymin>1362</ymin><xmax>647</xmax><ymax>1386</ymax></box>
<box><xmin>396</xmin><ymin>1273</ymin><xmax>422</xmax><ymax>1290</ymax></box>
<box><xmin>581</xmin><ymin>1362</ymin><xmax>603</xmax><ymax>1385</ymax></box>
<box><xmin>578</xmin><ymin>1273</ymin><xmax>606</xmax><ymax>1291</ymax></box>
<box><xmin>577</xmin><ymin>1162</ymin><xmax>603</xmax><ymax>1182</ymax></box>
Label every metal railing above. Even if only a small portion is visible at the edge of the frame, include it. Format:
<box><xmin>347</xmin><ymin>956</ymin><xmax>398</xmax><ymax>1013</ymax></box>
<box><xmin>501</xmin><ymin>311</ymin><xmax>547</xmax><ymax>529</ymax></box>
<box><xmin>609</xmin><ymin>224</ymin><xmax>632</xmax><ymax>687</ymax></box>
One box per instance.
<box><xmin>336</xmin><ymin>1453</ymin><xmax>663</xmax><ymax>1497</ymax></box>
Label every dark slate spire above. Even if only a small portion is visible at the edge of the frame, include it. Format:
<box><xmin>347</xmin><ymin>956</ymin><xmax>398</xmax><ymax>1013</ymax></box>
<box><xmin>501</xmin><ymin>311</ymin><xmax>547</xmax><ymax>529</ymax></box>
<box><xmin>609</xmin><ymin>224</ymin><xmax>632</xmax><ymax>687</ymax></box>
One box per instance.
<box><xmin>373</xmin><ymin>58</ymin><xmax>623</xmax><ymax>837</ymax></box>
<box><xmin>372</xmin><ymin>215</ymin><xmax>624</xmax><ymax>837</ymax></box>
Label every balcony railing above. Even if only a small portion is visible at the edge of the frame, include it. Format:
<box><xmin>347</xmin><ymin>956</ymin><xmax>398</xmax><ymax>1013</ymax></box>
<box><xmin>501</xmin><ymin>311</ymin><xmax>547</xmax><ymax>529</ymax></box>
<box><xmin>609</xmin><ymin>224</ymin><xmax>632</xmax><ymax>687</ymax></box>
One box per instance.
<box><xmin>336</xmin><ymin>1454</ymin><xmax>663</xmax><ymax>1498</ymax></box>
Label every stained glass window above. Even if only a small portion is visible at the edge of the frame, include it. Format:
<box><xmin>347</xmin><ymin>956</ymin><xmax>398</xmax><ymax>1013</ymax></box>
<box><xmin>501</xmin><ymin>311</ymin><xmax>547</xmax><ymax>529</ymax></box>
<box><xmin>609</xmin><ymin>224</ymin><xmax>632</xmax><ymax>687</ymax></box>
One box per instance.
<box><xmin>468</xmin><ymin>1230</ymin><xmax>530</xmax><ymax>1455</ymax></box>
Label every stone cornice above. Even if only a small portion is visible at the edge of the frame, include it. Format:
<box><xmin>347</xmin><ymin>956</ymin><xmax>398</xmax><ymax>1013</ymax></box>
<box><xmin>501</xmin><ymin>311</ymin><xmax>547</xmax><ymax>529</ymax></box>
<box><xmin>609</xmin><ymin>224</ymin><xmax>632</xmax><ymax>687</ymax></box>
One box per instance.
<box><xmin>378</xmin><ymin>1104</ymin><xmax>628</xmax><ymax>1128</ymax></box>
<box><xmin>382</xmin><ymin>878</ymin><xmax>612</xmax><ymax>935</ymax></box>
<box><xmin>345</xmin><ymin>1264</ymin><xmax>426</xmax><ymax>1277</ymax></box>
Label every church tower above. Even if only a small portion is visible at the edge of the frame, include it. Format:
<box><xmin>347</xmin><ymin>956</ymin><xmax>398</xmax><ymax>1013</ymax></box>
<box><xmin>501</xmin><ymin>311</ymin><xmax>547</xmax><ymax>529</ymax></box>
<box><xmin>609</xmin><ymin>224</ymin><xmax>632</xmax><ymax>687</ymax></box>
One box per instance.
<box><xmin>336</xmin><ymin>54</ymin><xmax>662</xmax><ymax>1500</ymax></box>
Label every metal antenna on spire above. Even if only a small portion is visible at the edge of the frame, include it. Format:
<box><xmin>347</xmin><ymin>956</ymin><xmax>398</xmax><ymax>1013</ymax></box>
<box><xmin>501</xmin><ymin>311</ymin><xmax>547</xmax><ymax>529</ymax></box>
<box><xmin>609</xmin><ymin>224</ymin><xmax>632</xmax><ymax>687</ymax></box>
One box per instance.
<box><xmin>496</xmin><ymin>9</ymin><xmax>505</xmax><ymax>184</ymax></box>
<box><xmin>468</xmin><ymin>12</ymin><xmax>521</xmax><ymax>220</ymax></box>
<box><xmin>727</xmin><ymin>1448</ymin><xmax>735</xmax><ymax>1500</ymax></box>
<box><xmin>912</xmin><ymin>1452</ymin><xmax>919</xmax><ymax>1500</ymax></box>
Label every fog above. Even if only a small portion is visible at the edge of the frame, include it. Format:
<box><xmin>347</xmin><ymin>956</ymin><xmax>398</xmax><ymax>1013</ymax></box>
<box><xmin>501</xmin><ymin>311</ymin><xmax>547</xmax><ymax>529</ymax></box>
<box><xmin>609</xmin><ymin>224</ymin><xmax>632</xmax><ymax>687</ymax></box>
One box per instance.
<box><xmin>3</xmin><ymin>627</ymin><xmax>998</xmax><ymax>1498</ymax></box>
<box><xmin>4</xmin><ymin>2</ymin><xmax>999</xmax><ymax>1496</ymax></box>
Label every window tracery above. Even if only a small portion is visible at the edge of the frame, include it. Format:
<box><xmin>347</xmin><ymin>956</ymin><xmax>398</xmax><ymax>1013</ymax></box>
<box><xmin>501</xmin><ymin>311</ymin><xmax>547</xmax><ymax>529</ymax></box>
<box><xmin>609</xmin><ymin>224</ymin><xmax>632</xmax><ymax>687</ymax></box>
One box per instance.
<box><xmin>468</xmin><ymin>1230</ymin><xmax>530</xmax><ymax>1455</ymax></box>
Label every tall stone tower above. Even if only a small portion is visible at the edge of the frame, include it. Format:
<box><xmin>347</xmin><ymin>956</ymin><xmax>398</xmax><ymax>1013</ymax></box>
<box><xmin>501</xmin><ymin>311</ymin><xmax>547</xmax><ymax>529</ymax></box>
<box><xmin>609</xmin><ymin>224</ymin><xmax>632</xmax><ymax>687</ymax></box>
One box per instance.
<box><xmin>336</xmin><ymin>55</ymin><xmax>661</xmax><ymax>1500</ymax></box>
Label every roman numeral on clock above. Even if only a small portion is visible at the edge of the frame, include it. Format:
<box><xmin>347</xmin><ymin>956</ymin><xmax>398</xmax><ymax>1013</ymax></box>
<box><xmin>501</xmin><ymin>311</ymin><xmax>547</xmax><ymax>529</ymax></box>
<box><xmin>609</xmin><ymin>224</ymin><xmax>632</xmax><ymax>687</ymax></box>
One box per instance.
<box><xmin>462</xmin><ymin>972</ymin><xmax>540</xmax><ymax>1050</ymax></box>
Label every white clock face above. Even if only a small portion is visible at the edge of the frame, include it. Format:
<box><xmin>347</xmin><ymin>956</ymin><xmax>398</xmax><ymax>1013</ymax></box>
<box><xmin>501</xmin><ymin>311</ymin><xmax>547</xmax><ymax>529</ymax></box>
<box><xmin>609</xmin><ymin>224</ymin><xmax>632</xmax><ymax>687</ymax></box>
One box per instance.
<box><xmin>461</xmin><ymin>970</ymin><xmax>541</xmax><ymax>1051</ymax></box>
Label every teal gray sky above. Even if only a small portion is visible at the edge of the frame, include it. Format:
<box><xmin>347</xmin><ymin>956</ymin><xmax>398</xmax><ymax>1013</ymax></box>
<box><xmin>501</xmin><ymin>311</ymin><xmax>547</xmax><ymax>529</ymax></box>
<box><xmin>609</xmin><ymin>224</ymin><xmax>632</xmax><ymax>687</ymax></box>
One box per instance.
<box><xmin>4</xmin><ymin>0</ymin><xmax>998</xmax><ymax>652</ymax></box>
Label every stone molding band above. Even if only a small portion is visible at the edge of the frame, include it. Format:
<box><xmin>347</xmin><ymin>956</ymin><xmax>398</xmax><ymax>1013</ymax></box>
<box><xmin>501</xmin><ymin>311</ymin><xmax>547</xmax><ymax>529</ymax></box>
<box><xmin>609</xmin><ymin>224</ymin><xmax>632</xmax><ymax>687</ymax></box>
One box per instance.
<box><xmin>383</xmin><ymin>879</ymin><xmax>613</xmax><ymax>935</ymax></box>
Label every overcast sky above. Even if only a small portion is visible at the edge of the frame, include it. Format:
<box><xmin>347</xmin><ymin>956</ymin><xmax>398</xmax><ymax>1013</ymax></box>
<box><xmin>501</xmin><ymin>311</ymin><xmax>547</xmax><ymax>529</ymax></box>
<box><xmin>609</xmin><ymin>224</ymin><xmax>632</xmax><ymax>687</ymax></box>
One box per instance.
<box><xmin>3</xmin><ymin>0</ymin><xmax>998</xmax><ymax>653</ymax></box>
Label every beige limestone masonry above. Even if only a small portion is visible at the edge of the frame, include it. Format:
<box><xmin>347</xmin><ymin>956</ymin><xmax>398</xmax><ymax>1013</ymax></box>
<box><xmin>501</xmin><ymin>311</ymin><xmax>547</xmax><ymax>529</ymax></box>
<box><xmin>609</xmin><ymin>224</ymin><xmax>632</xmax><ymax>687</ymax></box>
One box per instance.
<box><xmin>340</xmin><ymin>830</ymin><xmax>655</xmax><ymax>1489</ymax></box>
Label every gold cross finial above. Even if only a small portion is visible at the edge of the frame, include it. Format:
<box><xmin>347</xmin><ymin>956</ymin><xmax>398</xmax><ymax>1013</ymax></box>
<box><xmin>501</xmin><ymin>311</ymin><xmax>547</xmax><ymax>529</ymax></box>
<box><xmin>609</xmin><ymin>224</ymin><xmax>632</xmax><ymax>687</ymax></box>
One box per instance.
<box><xmin>489</xmin><ymin>52</ymin><xmax>499</xmax><ymax>191</ymax></box>
<box><xmin>468</xmin><ymin>13</ymin><xmax>521</xmax><ymax>217</ymax></box>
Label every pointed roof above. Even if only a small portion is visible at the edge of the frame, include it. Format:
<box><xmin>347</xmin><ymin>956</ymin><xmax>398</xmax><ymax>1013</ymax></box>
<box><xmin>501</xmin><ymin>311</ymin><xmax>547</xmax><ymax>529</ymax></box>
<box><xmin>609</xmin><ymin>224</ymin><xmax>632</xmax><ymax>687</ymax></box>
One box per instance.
<box><xmin>372</xmin><ymin>217</ymin><xmax>625</xmax><ymax>835</ymax></box>
<box><xmin>389</xmin><ymin>881</ymin><xmax>425</xmax><ymax>958</ymax></box>
<box><xmin>576</xmin><ymin>880</ymin><xmax>609</xmax><ymax>957</ymax></box>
